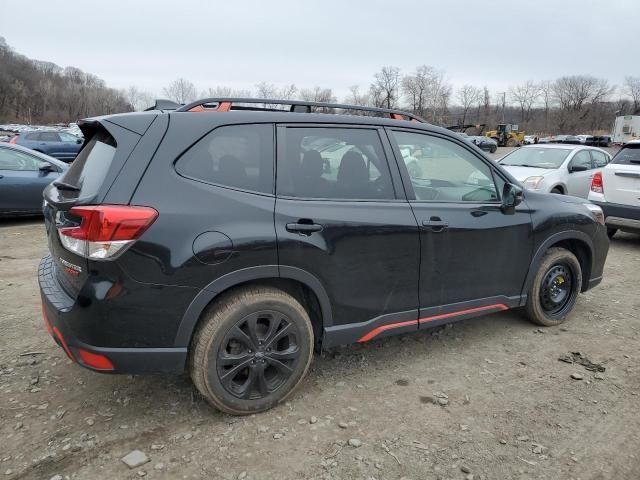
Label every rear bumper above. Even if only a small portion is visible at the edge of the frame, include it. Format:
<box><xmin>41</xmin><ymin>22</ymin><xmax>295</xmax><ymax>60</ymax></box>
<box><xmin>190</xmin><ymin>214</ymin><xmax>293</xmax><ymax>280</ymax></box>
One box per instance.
<box><xmin>591</xmin><ymin>201</ymin><xmax>640</xmax><ymax>231</ymax></box>
<box><xmin>38</xmin><ymin>255</ymin><xmax>187</xmax><ymax>374</ymax></box>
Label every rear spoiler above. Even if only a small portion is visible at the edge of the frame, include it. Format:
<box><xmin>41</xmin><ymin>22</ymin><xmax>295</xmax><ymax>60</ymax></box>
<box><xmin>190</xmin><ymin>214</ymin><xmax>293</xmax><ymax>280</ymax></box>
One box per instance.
<box><xmin>144</xmin><ymin>99</ymin><xmax>183</xmax><ymax>111</ymax></box>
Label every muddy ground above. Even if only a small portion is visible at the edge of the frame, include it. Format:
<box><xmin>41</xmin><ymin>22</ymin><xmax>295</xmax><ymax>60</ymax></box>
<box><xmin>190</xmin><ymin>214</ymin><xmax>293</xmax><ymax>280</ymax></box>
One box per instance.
<box><xmin>1</xmin><ymin>179</ymin><xmax>639</xmax><ymax>480</ymax></box>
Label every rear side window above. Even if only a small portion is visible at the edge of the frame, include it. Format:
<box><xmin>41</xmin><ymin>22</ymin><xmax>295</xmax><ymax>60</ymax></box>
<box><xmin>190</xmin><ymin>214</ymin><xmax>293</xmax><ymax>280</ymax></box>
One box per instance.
<box><xmin>278</xmin><ymin>127</ymin><xmax>395</xmax><ymax>200</ymax></box>
<box><xmin>40</xmin><ymin>132</ymin><xmax>61</xmax><ymax>142</ymax></box>
<box><xmin>59</xmin><ymin>131</ymin><xmax>116</xmax><ymax>198</ymax></box>
<box><xmin>175</xmin><ymin>124</ymin><xmax>274</xmax><ymax>194</ymax></box>
<box><xmin>611</xmin><ymin>146</ymin><xmax>640</xmax><ymax>165</ymax></box>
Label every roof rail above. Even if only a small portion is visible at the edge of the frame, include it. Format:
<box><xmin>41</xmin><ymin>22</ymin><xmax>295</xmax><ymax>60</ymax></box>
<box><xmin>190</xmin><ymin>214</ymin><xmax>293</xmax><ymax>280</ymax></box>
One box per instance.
<box><xmin>175</xmin><ymin>98</ymin><xmax>427</xmax><ymax>123</ymax></box>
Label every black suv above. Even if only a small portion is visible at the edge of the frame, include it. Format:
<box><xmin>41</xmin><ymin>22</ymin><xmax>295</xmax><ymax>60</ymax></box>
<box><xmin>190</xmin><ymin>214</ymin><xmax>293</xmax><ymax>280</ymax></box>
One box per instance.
<box><xmin>39</xmin><ymin>98</ymin><xmax>609</xmax><ymax>414</ymax></box>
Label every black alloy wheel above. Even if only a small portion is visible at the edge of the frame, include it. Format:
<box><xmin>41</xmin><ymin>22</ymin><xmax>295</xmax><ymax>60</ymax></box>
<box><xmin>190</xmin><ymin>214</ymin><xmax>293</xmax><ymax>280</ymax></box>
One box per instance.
<box><xmin>216</xmin><ymin>310</ymin><xmax>301</xmax><ymax>400</ymax></box>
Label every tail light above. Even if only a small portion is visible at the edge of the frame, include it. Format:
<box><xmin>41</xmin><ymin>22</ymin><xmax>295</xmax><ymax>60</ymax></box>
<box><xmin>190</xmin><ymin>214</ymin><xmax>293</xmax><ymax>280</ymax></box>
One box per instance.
<box><xmin>9</xmin><ymin>135</ymin><xmax>18</xmax><ymax>144</ymax></box>
<box><xmin>58</xmin><ymin>205</ymin><xmax>158</xmax><ymax>260</ymax></box>
<box><xmin>590</xmin><ymin>171</ymin><xmax>603</xmax><ymax>194</ymax></box>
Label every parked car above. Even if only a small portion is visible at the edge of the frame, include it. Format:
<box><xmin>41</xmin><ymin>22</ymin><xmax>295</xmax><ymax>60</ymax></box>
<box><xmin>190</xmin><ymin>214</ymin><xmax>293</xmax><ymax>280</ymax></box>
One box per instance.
<box><xmin>575</xmin><ymin>135</ymin><xmax>595</xmax><ymax>145</ymax></box>
<box><xmin>498</xmin><ymin>144</ymin><xmax>611</xmax><ymax>197</ymax></box>
<box><xmin>550</xmin><ymin>135</ymin><xmax>571</xmax><ymax>144</ymax></box>
<box><xmin>11</xmin><ymin>130</ymin><xmax>82</xmax><ymax>162</ymax></box>
<box><xmin>563</xmin><ymin>135</ymin><xmax>583</xmax><ymax>145</ymax></box>
<box><xmin>469</xmin><ymin>135</ymin><xmax>498</xmax><ymax>153</ymax></box>
<box><xmin>39</xmin><ymin>98</ymin><xmax>609</xmax><ymax>415</ymax></box>
<box><xmin>524</xmin><ymin>135</ymin><xmax>536</xmax><ymax>145</ymax></box>
<box><xmin>594</xmin><ymin>135</ymin><xmax>611</xmax><ymax>147</ymax></box>
<box><xmin>0</xmin><ymin>143</ymin><xmax>68</xmax><ymax>216</ymax></box>
<box><xmin>588</xmin><ymin>140</ymin><xmax>640</xmax><ymax>238</ymax></box>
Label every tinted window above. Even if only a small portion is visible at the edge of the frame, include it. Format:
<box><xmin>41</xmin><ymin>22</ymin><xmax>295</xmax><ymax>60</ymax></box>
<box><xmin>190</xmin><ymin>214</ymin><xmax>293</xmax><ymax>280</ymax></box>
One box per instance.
<box><xmin>391</xmin><ymin>130</ymin><xmax>499</xmax><ymax>202</ymax></box>
<box><xmin>570</xmin><ymin>151</ymin><xmax>592</xmax><ymax>169</ymax></box>
<box><xmin>40</xmin><ymin>132</ymin><xmax>61</xmax><ymax>142</ymax></box>
<box><xmin>176</xmin><ymin>124</ymin><xmax>274</xmax><ymax>194</ymax></box>
<box><xmin>278</xmin><ymin>127</ymin><xmax>394</xmax><ymax>200</ymax></box>
<box><xmin>24</xmin><ymin>132</ymin><xmax>39</xmax><ymax>141</ymax></box>
<box><xmin>59</xmin><ymin>131</ymin><xmax>116</xmax><ymax>198</ymax></box>
<box><xmin>500</xmin><ymin>147</ymin><xmax>571</xmax><ymax>169</ymax></box>
<box><xmin>611</xmin><ymin>145</ymin><xmax>640</xmax><ymax>165</ymax></box>
<box><xmin>0</xmin><ymin>147</ymin><xmax>46</xmax><ymax>171</ymax></box>
<box><xmin>591</xmin><ymin>150</ymin><xmax>609</xmax><ymax>168</ymax></box>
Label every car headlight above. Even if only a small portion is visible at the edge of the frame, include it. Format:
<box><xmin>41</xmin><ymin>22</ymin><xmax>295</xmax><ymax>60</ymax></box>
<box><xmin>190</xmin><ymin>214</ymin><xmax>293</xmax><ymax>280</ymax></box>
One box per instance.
<box><xmin>585</xmin><ymin>203</ymin><xmax>605</xmax><ymax>226</ymax></box>
<box><xmin>522</xmin><ymin>176</ymin><xmax>545</xmax><ymax>189</ymax></box>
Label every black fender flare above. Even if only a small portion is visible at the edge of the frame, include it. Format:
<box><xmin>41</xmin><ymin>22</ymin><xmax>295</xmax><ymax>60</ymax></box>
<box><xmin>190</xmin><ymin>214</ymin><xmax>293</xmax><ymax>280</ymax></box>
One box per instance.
<box><xmin>520</xmin><ymin>230</ymin><xmax>594</xmax><ymax>301</ymax></box>
<box><xmin>173</xmin><ymin>265</ymin><xmax>333</xmax><ymax>347</ymax></box>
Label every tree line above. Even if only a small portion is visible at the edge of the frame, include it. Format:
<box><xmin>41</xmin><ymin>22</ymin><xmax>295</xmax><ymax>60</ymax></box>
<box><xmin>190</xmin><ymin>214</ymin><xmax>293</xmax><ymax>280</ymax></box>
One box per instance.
<box><xmin>0</xmin><ymin>37</ymin><xmax>131</xmax><ymax>124</ymax></box>
<box><xmin>2</xmin><ymin>36</ymin><xmax>639</xmax><ymax>135</ymax></box>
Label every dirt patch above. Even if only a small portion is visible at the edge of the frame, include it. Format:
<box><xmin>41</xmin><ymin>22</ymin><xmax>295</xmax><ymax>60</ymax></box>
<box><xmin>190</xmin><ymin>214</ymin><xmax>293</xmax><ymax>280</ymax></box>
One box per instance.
<box><xmin>1</xmin><ymin>218</ymin><xmax>639</xmax><ymax>480</ymax></box>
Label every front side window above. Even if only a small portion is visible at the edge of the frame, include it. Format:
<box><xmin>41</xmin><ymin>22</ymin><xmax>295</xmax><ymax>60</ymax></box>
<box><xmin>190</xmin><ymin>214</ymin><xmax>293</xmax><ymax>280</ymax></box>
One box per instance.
<box><xmin>570</xmin><ymin>151</ymin><xmax>592</xmax><ymax>170</ymax></box>
<box><xmin>176</xmin><ymin>124</ymin><xmax>274</xmax><ymax>194</ymax></box>
<box><xmin>278</xmin><ymin>127</ymin><xmax>394</xmax><ymax>200</ymax></box>
<box><xmin>0</xmin><ymin>148</ymin><xmax>46</xmax><ymax>171</ymax></box>
<box><xmin>591</xmin><ymin>150</ymin><xmax>609</xmax><ymax>168</ymax></box>
<box><xmin>391</xmin><ymin>130</ymin><xmax>499</xmax><ymax>202</ymax></box>
<box><xmin>59</xmin><ymin>132</ymin><xmax>79</xmax><ymax>142</ymax></box>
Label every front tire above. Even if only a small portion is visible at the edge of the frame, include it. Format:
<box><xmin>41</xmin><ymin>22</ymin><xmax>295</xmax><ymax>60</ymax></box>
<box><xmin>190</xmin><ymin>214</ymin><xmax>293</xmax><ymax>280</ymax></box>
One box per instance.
<box><xmin>190</xmin><ymin>286</ymin><xmax>314</xmax><ymax>415</ymax></box>
<box><xmin>525</xmin><ymin>248</ymin><xmax>582</xmax><ymax>326</ymax></box>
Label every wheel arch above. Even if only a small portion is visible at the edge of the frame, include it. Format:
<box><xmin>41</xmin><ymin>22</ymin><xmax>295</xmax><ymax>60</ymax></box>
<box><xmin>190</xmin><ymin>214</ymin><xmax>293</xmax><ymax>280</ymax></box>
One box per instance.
<box><xmin>522</xmin><ymin>231</ymin><xmax>594</xmax><ymax>298</ymax></box>
<box><xmin>549</xmin><ymin>183</ymin><xmax>566</xmax><ymax>194</ymax></box>
<box><xmin>174</xmin><ymin>266</ymin><xmax>333</xmax><ymax>348</ymax></box>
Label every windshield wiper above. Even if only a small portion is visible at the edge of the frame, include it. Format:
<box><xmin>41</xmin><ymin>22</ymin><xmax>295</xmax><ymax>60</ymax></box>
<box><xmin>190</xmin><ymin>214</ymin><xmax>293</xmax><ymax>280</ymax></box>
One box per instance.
<box><xmin>501</xmin><ymin>163</ymin><xmax>545</xmax><ymax>168</ymax></box>
<box><xmin>53</xmin><ymin>180</ymin><xmax>81</xmax><ymax>192</ymax></box>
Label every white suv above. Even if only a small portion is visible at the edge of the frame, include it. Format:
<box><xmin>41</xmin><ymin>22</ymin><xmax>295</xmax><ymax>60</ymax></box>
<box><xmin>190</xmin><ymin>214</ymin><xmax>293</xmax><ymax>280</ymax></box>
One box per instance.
<box><xmin>588</xmin><ymin>141</ymin><xmax>640</xmax><ymax>238</ymax></box>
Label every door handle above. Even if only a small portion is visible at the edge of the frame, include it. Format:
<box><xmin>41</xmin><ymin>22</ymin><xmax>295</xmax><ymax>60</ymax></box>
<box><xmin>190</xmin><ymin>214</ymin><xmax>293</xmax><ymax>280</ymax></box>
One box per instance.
<box><xmin>422</xmin><ymin>218</ymin><xmax>449</xmax><ymax>233</ymax></box>
<box><xmin>286</xmin><ymin>222</ymin><xmax>323</xmax><ymax>235</ymax></box>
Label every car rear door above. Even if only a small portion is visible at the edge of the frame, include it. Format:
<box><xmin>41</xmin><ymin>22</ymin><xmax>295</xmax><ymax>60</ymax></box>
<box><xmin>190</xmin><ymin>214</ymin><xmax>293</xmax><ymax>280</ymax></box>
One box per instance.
<box><xmin>566</xmin><ymin>149</ymin><xmax>594</xmax><ymax>198</ymax></box>
<box><xmin>602</xmin><ymin>145</ymin><xmax>640</xmax><ymax>207</ymax></box>
<box><xmin>386</xmin><ymin>128</ymin><xmax>532</xmax><ymax>320</ymax></box>
<box><xmin>275</xmin><ymin>124</ymin><xmax>420</xmax><ymax>342</ymax></box>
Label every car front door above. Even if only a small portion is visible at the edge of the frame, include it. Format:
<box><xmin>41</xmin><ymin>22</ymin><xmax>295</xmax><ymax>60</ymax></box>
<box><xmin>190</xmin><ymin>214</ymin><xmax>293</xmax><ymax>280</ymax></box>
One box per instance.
<box><xmin>0</xmin><ymin>147</ymin><xmax>58</xmax><ymax>214</ymax></box>
<box><xmin>565</xmin><ymin>150</ymin><xmax>594</xmax><ymax>198</ymax></box>
<box><xmin>37</xmin><ymin>131</ymin><xmax>64</xmax><ymax>159</ymax></box>
<box><xmin>386</xmin><ymin>128</ymin><xmax>533</xmax><ymax>324</ymax></box>
<box><xmin>275</xmin><ymin>125</ymin><xmax>420</xmax><ymax>344</ymax></box>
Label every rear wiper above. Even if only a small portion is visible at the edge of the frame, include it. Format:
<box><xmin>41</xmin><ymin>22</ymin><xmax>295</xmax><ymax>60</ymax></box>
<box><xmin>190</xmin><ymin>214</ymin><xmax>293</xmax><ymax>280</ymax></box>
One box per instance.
<box><xmin>53</xmin><ymin>180</ymin><xmax>80</xmax><ymax>192</ymax></box>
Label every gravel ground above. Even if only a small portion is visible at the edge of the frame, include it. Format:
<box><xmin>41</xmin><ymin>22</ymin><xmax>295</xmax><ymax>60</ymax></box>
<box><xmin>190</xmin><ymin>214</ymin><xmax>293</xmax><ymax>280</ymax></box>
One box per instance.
<box><xmin>1</xmin><ymin>181</ymin><xmax>639</xmax><ymax>480</ymax></box>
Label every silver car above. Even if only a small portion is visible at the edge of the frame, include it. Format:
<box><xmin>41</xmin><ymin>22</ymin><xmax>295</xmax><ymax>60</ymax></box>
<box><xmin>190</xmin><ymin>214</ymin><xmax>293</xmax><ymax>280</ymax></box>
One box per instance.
<box><xmin>498</xmin><ymin>144</ymin><xmax>611</xmax><ymax>198</ymax></box>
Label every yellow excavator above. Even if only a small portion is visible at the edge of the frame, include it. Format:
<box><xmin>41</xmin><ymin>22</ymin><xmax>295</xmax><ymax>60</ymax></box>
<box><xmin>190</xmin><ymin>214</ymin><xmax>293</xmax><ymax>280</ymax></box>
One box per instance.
<box><xmin>484</xmin><ymin>124</ymin><xmax>525</xmax><ymax>147</ymax></box>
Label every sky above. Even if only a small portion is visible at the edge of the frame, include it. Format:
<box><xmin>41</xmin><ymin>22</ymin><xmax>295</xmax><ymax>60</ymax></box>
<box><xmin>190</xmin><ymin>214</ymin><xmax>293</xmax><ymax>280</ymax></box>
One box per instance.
<box><xmin>1</xmin><ymin>0</ymin><xmax>638</xmax><ymax>100</ymax></box>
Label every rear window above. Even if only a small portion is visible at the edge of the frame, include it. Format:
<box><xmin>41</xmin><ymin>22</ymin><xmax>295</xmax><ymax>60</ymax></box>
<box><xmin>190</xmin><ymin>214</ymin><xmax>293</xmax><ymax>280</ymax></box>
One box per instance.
<box><xmin>58</xmin><ymin>131</ymin><xmax>116</xmax><ymax>198</ymax></box>
<box><xmin>611</xmin><ymin>145</ymin><xmax>640</xmax><ymax>165</ymax></box>
<box><xmin>175</xmin><ymin>124</ymin><xmax>274</xmax><ymax>194</ymax></box>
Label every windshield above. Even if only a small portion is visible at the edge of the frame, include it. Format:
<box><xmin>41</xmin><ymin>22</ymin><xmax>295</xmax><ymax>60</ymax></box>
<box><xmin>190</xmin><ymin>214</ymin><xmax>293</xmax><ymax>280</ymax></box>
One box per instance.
<box><xmin>500</xmin><ymin>147</ymin><xmax>570</xmax><ymax>169</ymax></box>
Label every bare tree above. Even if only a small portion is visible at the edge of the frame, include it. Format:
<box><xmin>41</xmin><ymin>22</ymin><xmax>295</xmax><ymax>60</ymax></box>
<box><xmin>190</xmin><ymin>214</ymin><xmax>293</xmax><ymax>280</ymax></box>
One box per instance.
<box><xmin>126</xmin><ymin>86</ymin><xmax>154</xmax><ymax>111</ymax></box>
<box><xmin>539</xmin><ymin>81</ymin><xmax>553</xmax><ymax>133</ymax></box>
<box><xmin>300</xmin><ymin>86</ymin><xmax>336</xmax><ymax>112</ymax></box>
<box><xmin>509</xmin><ymin>81</ymin><xmax>542</xmax><ymax>123</ymax></box>
<box><xmin>552</xmin><ymin>75</ymin><xmax>612</xmax><ymax>131</ymax></box>
<box><xmin>162</xmin><ymin>78</ymin><xmax>197</xmax><ymax>104</ymax></box>
<box><xmin>456</xmin><ymin>84</ymin><xmax>481</xmax><ymax>125</ymax></box>
<box><xmin>624</xmin><ymin>76</ymin><xmax>640</xmax><ymax>113</ymax></box>
<box><xmin>369</xmin><ymin>66</ymin><xmax>400</xmax><ymax>109</ymax></box>
<box><xmin>401</xmin><ymin>65</ymin><xmax>450</xmax><ymax>121</ymax></box>
<box><xmin>203</xmin><ymin>86</ymin><xmax>252</xmax><ymax>98</ymax></box>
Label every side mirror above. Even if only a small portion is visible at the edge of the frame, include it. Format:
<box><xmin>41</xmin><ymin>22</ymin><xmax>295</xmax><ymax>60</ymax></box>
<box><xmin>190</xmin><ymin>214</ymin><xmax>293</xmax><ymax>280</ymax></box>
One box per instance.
<box><xmin>502</xmin><ymin>183</ymin><xmax>524</xmax><ymax>214</ymax></box>
<box><xmin>568</xmin><ymin>164</ymin><xmax>588</xmax><ymax>173</ymax></box>
<box><xmin>39</xmin><ymin>163</ymin><xmax>55</xmax><ymax>173</ymax></box>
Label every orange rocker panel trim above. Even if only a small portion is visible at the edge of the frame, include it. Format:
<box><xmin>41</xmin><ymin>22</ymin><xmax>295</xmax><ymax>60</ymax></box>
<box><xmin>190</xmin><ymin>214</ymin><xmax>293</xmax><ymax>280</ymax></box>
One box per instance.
<box><xmin>358</xmin><ymin>303</ymin><xmax>508</xmax><ymax>343</ymax></box>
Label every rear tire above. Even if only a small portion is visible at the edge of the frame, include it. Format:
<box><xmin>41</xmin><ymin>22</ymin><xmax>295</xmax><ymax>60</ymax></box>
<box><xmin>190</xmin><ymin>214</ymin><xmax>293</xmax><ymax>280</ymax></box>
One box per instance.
<box><xmin>490</xmin><ymin>145</ymin><xmax>497</xmax><ymax>153</ymax></box>
<box><xmin>190</xmin><ymin>286</ymin><xmax>314</xmax><ymax>415</ymax></box>
<box><xmin>525</xmin><ymin>248</ymin><xmax>582</xmax><ymax>326</ymax></box>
